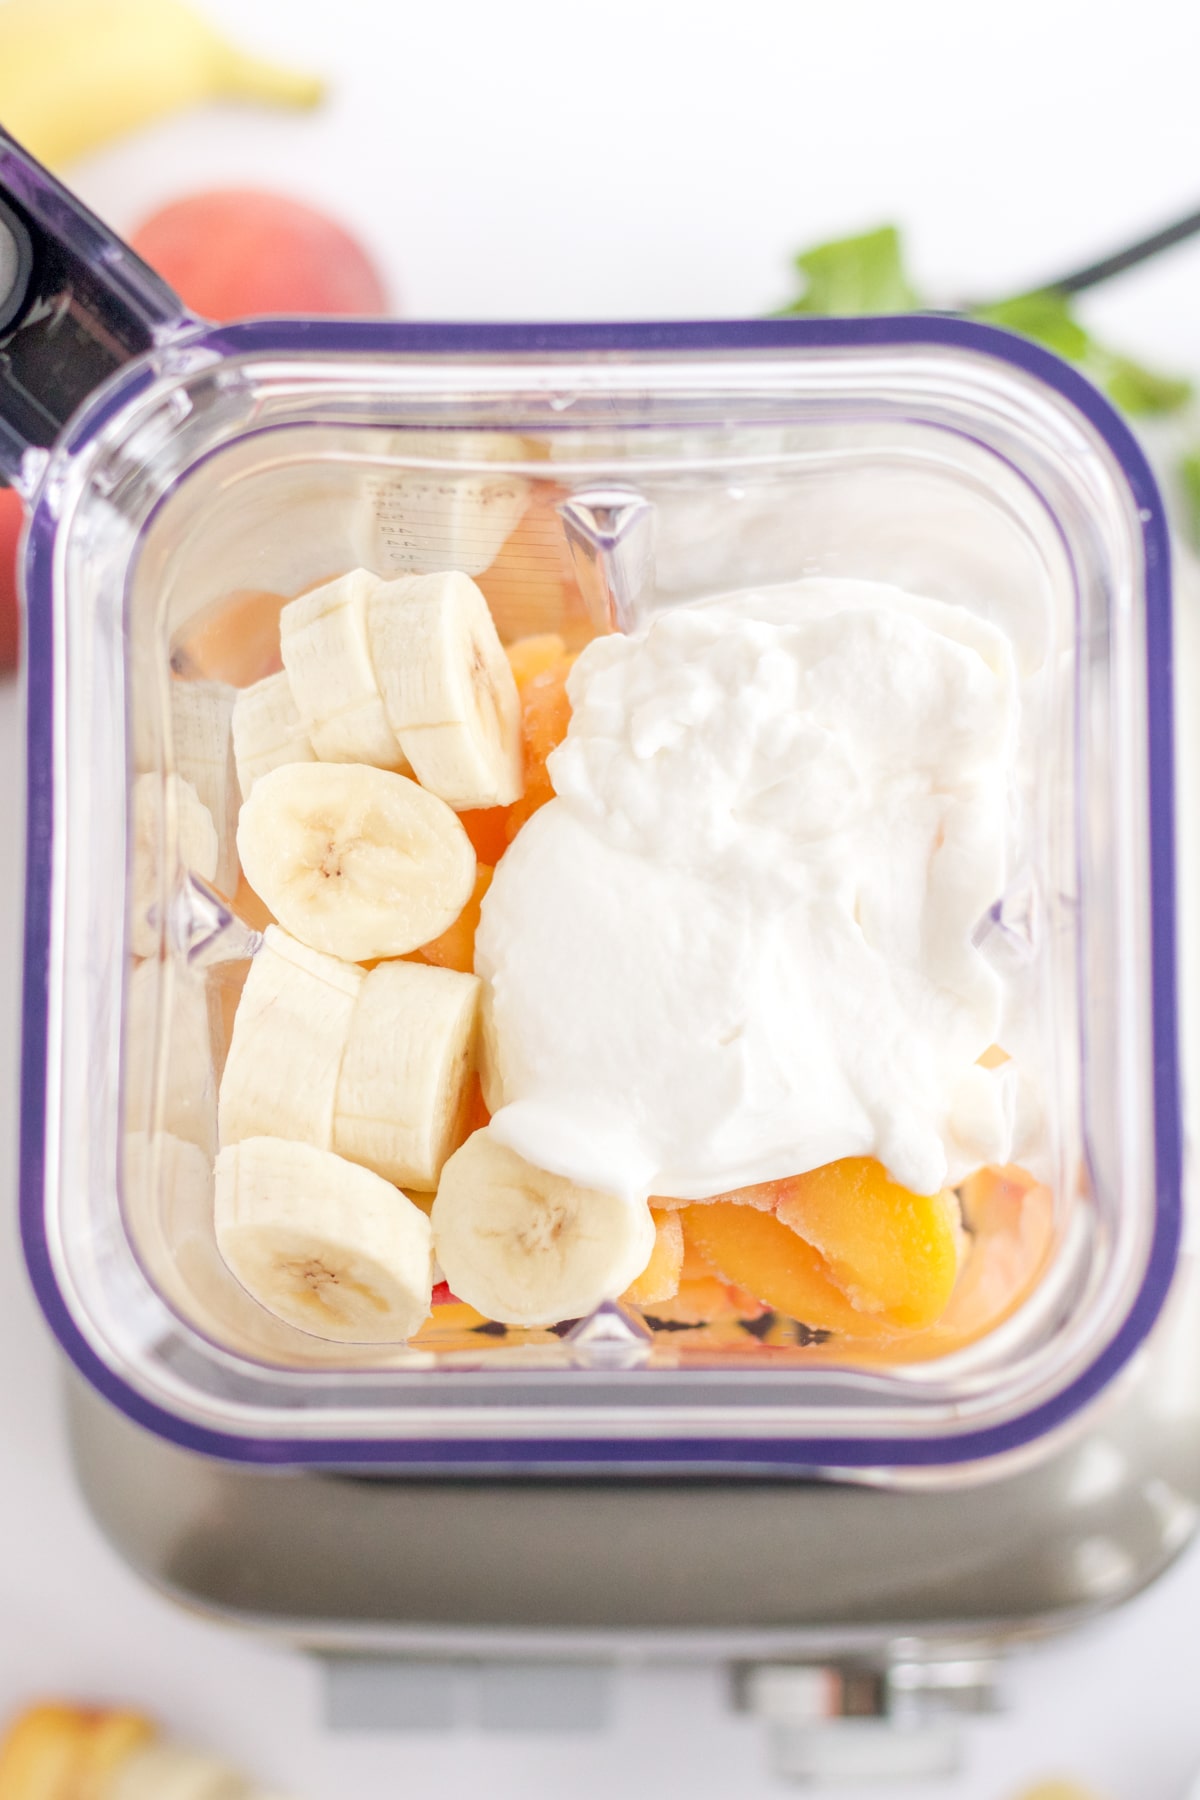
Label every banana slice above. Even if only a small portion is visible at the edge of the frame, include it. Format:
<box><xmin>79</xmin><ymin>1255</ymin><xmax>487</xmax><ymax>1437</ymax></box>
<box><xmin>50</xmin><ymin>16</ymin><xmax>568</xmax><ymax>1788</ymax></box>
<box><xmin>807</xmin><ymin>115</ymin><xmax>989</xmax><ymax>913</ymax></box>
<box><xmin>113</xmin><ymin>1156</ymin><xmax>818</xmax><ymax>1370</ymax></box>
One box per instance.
<box><xmin>354</xmin><ymin>434</ymin><xmax>530</xmax><ymax>578</ymax></box>
<box><xmin>215</xmin><ymin>1137</ymin><xmax>434</xmax><ymax>1342</ymax></box>
<box><xmin>237</xmin><ymin>762</ymin><xmax>477</xmax><ymax>962</ymax></box>
<box><xmin>218</xmin><ymin>925</ymin><xmax>362</xmax><ymax>1150</ymax></box>
<box><xmin>279</xmin><ymin>567</ymin><xmax>409</xmax><ymax>768</ymax></box>
<box><xmin>169</xmin><ymin>678</ymin><xmax>240</xmax><ymax>894</ymax></box>
<box><xmin>368</xmin><ymin>570</ymin><xmax>524</xmax><ymax>809</ymax></box>
<box><xmin>231</xmin><ymin>669</ymin><xmax>315</xmax><ymax>799</ymax></box>
<box><xmin>131</xmin><ymin>772</ymin><xmax>219</xmax><ymax>958</ymax></box>
<box><xmin>125</xmin><ymin>958</ymin><xmax>218</xmax><ymax>1154</ymax></box>
<box><xmin>432</xmin><ymin>1129</ymin><xmax>656</xmax><ymax>1327</ymax></box>
<box><xmin>334</xmin><ymin>960</ymin><xmax>480</xmax><ymax>1189</ymax></box>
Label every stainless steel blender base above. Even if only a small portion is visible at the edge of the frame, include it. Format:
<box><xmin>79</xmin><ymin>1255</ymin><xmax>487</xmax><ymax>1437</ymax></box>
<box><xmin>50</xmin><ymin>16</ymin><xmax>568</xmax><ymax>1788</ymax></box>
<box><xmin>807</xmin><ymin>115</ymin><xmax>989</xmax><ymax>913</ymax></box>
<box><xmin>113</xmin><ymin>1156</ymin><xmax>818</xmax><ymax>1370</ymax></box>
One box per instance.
<box><xmin>61</xmin><ymin>1261</ymin><xmax>1200</xmax><ymax>1776</ymax></box>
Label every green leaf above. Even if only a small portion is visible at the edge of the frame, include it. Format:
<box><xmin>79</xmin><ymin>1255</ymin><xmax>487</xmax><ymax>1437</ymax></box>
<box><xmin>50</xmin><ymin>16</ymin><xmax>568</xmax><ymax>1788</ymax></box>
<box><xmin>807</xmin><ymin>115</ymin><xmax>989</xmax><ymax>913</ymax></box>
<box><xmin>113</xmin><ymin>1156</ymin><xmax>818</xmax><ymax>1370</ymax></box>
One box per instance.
<box><xmin>778</xmin><ymin>225</ymin><xmax>921</xmax><ymax>316</ymax></box>
<box><xmin>972</xmin><ymin>290</ymin><xmax>1091</xmax><ymax>362</ymax></box>
<box><xmin>1177</xmin><ymin>449</ymin><xmax>1200</xmax><ymax>550</ymax></box>
<box><xmin>1092</xmin><ymin>353</ymin><xmax>1192</xmax><ymax>417</ymax></box>
<box><xmin>971</xmin><ymin>288</ymin><xmax>1192</xmax><ymax>416</ymax></box>
<box><xmin>775</xmin><ymin>226</ymin><xmax>1193</xmax><ymax>419</ymax></box>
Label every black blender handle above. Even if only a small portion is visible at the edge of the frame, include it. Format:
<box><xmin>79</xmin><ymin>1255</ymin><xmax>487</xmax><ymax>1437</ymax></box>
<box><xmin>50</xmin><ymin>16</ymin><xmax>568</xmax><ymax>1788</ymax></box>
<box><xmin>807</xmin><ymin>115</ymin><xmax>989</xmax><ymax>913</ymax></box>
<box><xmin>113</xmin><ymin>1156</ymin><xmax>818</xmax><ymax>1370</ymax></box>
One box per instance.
<box><xmin>0</xmin><ymin>126</ymin><xmax>192</xmax><ymax>493</ymax></box>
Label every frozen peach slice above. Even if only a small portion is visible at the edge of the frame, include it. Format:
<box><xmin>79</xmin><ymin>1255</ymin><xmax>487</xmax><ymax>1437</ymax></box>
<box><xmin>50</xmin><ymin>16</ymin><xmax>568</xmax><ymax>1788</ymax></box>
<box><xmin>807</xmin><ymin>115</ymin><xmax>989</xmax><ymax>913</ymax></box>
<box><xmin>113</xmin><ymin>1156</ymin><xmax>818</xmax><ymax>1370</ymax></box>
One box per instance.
<box><xmin>176</xmin><ymin>587</ymin><xmax>290</xmax><ymax>685</ymax></box>
<box><xmin>935</xmin><ymin>1165</ymin><xmax>1054</xmax><ymax>1340</ymax></box>
<box><xmin>418</xmin><ymin>865</ymin><xmax>494</xmax><ymax>973</ymax></box>
<box><xmin>461</xmin><ymin>1070</ymin><xmax>491</xmax><ymax>1137</ymax></box>
<box><xmin>623</xmin><ymin>1209</ymin><xmax>684</xmax><ymax>1307</ymax></box>
<box><xmin>680</xmin><ymin>1202</ymin><xmax>895</xmax><ymax>1338</ymax></box>
<box><xmin>505</xmin><ymin>655</ymin><xmax>576</xmax><ymax>842</ymax></box>
<box><xmin>475</xmin><ymin>487</ymin><xmax>593</xmax><ymax>649</ymax></box>
<box><xmin>775</xmin><ymin>1157</ymin><xmax>961</xmax><ymax>1329</ymax></box>
<box><xmin>459</xmin><ymin>807</ymin><xmax>511</xmax><ymax>864</ymax></box>
<box><xmin>506</xmin><ymin>632</ymin><xmax>568</xmax><ymax>688</ymax></box>
<box><xmin>651</xmin><ymin>1178</ymin><xmax>782</xmax><ymax>1213</ymax></box>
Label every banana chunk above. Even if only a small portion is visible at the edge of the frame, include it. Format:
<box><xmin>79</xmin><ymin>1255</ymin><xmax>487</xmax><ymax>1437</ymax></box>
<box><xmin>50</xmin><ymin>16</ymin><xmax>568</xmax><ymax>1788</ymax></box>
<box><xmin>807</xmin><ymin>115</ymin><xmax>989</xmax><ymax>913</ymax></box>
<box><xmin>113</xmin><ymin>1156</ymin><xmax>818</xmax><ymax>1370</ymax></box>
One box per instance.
<box><xmin>237</xmin><ymin>761</ymin><xmax>477</xmax><ymax>962</ymax></box>
<box><xmin>334</xmin><ymin>960</ymin><xmax>481</xmax><ymax>1190</ymax></box>
<box><xmin>280</xmin><ymin>567</ymin><xmax>410</xmax><ymax>769</ymax></box>
<box><xmin>215</xmin><ymin>1137</ymin><xmax>434</xmax><ymax>1343</ymax></box>
<box><xmin>130</xmin><ymin>772</ymin><xmax>219</xmax><ymax>957</ymax></box>
<box><xmin>168</xmin><ymin>678</ymin><xmax>240</xmax><ymax>894</ymax></box>
<box><xmin>125</xmin><ymin>959</ymin><xmax>218</xmax><ymax>1155</ymax></box>
<box><xmin>218</xmin><ymin>925</ymin><xmax>363</xmax><ymax>1150</ymax></box>
<box><xmin>354</xmin><ymin>437</ymin><xmax>530</xmax><ymax>579</ymax></box>
<box><xmin>231</xmin><ymin>669</ymin><xmax>316</xmax><ymax>799</ymax></box>
<box><xmin>368</xmin><ymin>570</ymin><xmax>524</xmax><ymax>809</ymax></box>
<box><xmin>432</xmin><ymin>1130</ymin><xmax>657</xmax><ymax>1327</ymax></box>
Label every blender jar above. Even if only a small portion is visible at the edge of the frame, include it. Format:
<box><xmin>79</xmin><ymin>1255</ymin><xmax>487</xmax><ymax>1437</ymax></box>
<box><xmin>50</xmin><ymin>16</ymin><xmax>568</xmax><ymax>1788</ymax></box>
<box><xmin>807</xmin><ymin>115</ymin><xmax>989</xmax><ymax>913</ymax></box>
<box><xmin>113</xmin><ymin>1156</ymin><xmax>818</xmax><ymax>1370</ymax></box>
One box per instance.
<box><xmin>1</xmin><ymin>130</ymin><xmax>1181</xmax><ymax>1479</ymax></box>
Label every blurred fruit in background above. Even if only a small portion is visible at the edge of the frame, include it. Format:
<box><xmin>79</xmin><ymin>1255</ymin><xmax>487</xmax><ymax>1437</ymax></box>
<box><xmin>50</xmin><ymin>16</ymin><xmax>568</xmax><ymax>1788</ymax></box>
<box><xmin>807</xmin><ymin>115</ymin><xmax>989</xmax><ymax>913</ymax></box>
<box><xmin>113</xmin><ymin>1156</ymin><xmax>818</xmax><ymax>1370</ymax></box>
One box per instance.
<box><xmin>1010</xmin><ymin>1785</ymin><xmax>1109</xmax><ymax>1799</ymax></box>
<box><xmin>130</xmin><ymin>190</ymin><xmax>390</xmax><ymax>320</ymax></box>
<box><xmin>0</xmin><ymin>0</ymin><xmax>323</xmax><ymax>170</ymax></box>
<box><xmin>0</xmin><ymin>1699</ymin><xmax>291</xmax><ymax>1799</ymax></box>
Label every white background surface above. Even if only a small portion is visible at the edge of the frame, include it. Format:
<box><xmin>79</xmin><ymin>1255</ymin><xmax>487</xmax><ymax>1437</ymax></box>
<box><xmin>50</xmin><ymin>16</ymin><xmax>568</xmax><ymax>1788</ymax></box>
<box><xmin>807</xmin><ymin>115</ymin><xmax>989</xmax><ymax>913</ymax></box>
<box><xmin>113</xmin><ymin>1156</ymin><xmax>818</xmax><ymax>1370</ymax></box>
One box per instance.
<box><xmin>5</xmin><ymin>0</ymin><xmax>1200</xmax><ymax>1794</ymax></box>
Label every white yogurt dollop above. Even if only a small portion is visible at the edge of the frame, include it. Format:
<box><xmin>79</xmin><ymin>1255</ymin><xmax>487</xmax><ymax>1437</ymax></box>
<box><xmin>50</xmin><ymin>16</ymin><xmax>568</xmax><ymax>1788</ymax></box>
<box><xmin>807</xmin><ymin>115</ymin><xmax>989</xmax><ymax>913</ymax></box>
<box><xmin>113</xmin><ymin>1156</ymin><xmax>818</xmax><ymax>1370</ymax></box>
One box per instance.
<box><xmin>476</xmin><ymin>579</ymin><xmax>1019</xmax><ymax>1202</ymax></box>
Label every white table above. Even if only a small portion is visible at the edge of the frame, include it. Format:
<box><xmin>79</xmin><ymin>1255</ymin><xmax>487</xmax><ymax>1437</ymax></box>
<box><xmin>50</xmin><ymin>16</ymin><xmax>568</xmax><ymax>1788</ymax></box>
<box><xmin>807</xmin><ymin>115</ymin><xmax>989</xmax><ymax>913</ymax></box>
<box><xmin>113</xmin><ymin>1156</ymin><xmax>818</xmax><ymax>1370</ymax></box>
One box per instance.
<box><xmin>5</xmin><ymin>0</ymin><xmax>1200</xmax><ymax>1791</ymax></box>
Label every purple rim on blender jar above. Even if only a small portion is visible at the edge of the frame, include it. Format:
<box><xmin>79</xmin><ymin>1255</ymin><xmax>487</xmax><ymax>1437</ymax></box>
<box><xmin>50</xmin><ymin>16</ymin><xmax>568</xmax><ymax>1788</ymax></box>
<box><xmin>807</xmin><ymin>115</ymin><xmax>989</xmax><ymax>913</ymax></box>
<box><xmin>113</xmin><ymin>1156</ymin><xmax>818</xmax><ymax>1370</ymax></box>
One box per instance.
<box><xmin>4</xmin><ymin>136</ymin><xmax>1182</xmax><ymax>1470</ymax></box>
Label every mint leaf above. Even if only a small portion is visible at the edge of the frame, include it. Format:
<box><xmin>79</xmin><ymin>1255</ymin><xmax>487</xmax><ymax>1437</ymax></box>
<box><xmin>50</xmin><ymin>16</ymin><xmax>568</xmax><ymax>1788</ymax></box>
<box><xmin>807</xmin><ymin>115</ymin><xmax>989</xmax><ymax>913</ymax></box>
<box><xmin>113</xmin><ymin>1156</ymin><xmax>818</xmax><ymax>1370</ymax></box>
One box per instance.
<box><xmin>776</xmin><ymin>226</ymin><xmax>1193</xmax><ymax>419</ymax></box>
<box><xmin>1091</xmin><ymin>353</ymin><xmax>1192</xmax><ymax>416</ymax></box>
<box><xmin>1178</xmin><ymin>449</ymin><xmax>1200</xmax><ymax>549</ymax></box>
<box><xmin>972</xmin><ymin>290</ymin><xmax>1091</xmax><ymax>362</ymax></box>
<box><xmin>971</xmin><ymin>288</ymin><xmax>1191</xmax><ymax>416</ymax></box>
<box><xmin>778</xmin><ymin>225</ymin><xmax>921</xmax><ymax>316</ymax></box>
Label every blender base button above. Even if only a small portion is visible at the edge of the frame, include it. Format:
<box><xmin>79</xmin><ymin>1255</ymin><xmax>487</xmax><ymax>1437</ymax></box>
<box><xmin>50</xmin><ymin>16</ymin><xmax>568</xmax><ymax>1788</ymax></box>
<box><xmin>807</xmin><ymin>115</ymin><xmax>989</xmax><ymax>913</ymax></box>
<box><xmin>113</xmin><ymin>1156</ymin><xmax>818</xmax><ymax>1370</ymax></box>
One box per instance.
<box><xmin>324</xmin><ymin>1658</ymin><xmax>458</xmax><ymax>1731</ymax></box>
<box><xmin>322</xmin><ymin>1658</ymin><xmax>613</xmax><ymax>1733</ymax></box>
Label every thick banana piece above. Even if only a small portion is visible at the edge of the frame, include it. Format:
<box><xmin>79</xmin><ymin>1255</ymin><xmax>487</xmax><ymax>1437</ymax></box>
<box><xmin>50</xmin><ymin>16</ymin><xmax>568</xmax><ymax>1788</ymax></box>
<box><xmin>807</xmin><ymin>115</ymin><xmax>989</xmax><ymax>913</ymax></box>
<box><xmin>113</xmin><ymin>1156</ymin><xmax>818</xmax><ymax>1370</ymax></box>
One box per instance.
<box><xmin>432</xmin><ymin>1130</ymin><xmax>657</xmax><ymax>1327</ymax></box>
<box><xmin>131</xmin><ymin>772</ymin><xmax>218</xmax><ymax>957</ymax></box>
<box><xmin>334</xmin><ymin>961</ymin><xmax>481</xmax><ymax>1189</ymax></box>
<box><xmin>0</xmin><ymin>0</ymin><xmax>323</xmax><ymax>170</ymax></box>
<box><xmin>169</xmin><ymin>679</ymin><xmax>240</xmax><ymax>894</ymax></box>
<box><xmin>231</xmin><ymin>670</ymin><xmax>316</xmax><ymax>799</ymax></box>
<box><xmin>215</xmin><ymin>1137</ymin><xmax>434</xmax><ymax>1343</ymax></box>
<box><xmin>237</xmin><ymin>762</ymin><xmax>476</xmax><ymax>962</ymax></box>
<box><xmin>369</xmin><ymin>570</ymin><xmax>524</xmax><ymax>808</ymax></box>
<box><xmin>280</xmin><ymin>569</ymin><xmax>409</xmax><ymax>768</ymax></box>
<box><xmin>218</xmin><ymin>926</ymin><xmax>362</xmax><ymax>1150</ymax></box>
<box><xmin>354</xmin><ymin>437</ymin><xmax>530</xmax><ymax>578</ymax></box>
<box><xmin>125</xmin><ymin>959</ymin><xmax>218</xmax><ymax>1155</ymax></box>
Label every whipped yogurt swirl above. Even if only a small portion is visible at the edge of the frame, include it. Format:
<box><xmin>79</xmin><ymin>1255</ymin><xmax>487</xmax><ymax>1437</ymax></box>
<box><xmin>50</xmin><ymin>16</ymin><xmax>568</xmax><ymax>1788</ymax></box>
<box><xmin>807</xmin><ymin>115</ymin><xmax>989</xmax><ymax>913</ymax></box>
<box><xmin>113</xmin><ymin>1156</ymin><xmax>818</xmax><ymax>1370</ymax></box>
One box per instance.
<box><xmin>476</xmin><ymin>579</ymin><xmax>1019</xmax><ymax>1201</ymax></box>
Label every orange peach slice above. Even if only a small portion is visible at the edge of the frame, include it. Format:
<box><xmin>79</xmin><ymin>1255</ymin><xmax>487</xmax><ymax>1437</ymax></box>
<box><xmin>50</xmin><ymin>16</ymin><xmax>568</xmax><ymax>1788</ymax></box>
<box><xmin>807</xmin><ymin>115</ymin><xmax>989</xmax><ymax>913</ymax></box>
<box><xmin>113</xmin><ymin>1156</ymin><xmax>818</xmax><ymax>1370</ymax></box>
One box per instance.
<box><xmin>775</xmin><ymin>1157</ymin><xmax>961</xmax><ymax>1329</ymax></box>
<box><xmin>458</xmin><ymin>808</ymin><xmax>511</xmax><ymax>864</ymax></box>
<box><xmin>175</xmin><ymin>587</ymin><xmax>291</xmax><ymax>685</ymax></box>
<box><xmin>506</xmin><ymin>632</ymin><xmax>569</xmax><ymax>688</ymax></box>
<box><xmin>679</xmin><ymin>1201</ymin><xmax>896</xmax><ymax>1338</ymax></box>
<box><xmin>418</xmin><ymin>865</ymin><xmax>494</xmax><ymax>973</ymax></box>
<box><xmin>505</xmin><ymin>655</ymin><xmax>576</xmax><ymax>842</ymax></box>
<box><xmin>934</xmin><ymin>1165</ymin><xmax>1054</xmax><ymax>1341</ymax></box>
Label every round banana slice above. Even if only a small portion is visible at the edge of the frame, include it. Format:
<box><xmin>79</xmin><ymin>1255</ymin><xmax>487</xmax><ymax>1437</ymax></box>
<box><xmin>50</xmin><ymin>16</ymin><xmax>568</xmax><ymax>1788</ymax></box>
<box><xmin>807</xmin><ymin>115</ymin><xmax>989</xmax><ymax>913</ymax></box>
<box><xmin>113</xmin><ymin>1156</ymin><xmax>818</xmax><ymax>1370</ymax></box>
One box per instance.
<box><xmin>236</xmin><ymin>761</ymin><xmax>477</xmax><ymax>962</ymax></box>
<box><xmin>431</xmin><ymin>1129</ymin><xmax>657</xmax><ymax>1327</ymax></box>
<box><xmin>368</xmin><ymin>570</ymin><xmax>524</xmax><ymax>810</ymax></box>
<box><xmin>215</xmin><ymin>1137</ymin><xmax>434</xmax><ymax>1343</ymax></box>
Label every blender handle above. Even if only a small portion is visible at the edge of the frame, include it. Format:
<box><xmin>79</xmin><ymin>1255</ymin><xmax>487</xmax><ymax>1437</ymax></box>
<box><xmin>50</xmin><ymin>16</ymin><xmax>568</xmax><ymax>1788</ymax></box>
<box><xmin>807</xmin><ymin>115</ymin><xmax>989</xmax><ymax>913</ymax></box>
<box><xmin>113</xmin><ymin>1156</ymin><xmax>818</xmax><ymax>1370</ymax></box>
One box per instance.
<box><xmin>0</xmin><ymin>126</ymin><xmax>194</xmax><ymax>494</ymax></box>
